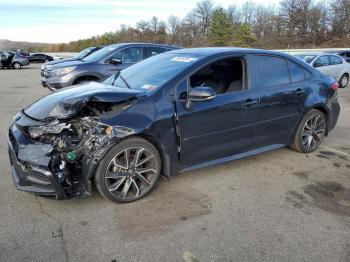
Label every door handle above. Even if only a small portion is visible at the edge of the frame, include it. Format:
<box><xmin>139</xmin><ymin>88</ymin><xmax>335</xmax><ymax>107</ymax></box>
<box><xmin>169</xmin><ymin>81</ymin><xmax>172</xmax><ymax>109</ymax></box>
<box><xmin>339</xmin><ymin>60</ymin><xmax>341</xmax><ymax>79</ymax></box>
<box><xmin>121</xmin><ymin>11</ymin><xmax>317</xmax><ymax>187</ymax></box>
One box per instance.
<box><xmin>293</xmin><ymin>88</ymin><xmax>306</xmax><ymax>96</ymax></box>
<box><xmin>242</xmin><ymin>99</ymin><xmax>258</xmax><ymax>107</ymax></box>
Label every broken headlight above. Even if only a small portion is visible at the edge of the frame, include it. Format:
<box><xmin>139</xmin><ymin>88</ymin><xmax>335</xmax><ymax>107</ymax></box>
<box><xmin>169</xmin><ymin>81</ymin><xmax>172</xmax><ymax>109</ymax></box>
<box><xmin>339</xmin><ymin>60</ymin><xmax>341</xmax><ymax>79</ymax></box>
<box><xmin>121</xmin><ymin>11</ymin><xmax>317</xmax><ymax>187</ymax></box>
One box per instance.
<box><xmin>48</xmin><ymin>100</ymin><xmax>86</xmax><ymax>119</ymax></box>
<box><xmin>28</xmin><ymin>121</ymin><xmax>71</xmax><ymax>138</ymax></box>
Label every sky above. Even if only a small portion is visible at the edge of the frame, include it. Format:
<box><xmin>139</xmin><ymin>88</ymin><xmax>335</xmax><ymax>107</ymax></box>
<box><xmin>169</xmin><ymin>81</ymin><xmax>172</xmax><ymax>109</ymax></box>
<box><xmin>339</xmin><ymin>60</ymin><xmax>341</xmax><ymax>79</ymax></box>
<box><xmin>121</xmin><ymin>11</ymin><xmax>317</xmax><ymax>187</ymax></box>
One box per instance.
<box><xmin>0</xmin><ymin>0</ymin><xmax>279</xmax><ymax>43</ymax></box>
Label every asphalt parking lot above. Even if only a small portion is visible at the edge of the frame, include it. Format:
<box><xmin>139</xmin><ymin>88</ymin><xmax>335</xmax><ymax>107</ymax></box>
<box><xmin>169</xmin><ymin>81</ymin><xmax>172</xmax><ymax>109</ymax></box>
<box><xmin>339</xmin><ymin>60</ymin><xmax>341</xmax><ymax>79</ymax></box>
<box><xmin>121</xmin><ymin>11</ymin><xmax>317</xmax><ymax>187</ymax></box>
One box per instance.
<box><xmin>0</xmin><ymin>64</ymin><xmax>350</xmax><ymax>262</ymax></box>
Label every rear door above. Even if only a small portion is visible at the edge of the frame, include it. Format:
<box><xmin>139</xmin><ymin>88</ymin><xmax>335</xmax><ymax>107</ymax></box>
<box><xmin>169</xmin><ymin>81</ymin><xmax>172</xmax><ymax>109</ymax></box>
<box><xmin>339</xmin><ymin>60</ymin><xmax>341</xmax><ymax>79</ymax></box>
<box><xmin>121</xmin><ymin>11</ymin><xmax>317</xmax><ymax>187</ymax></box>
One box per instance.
<box><xmin>328</xmin><ymin>55</ymin><xmax>344</xmax><ymax>80</ymax></box>
<box><xmin>143</xmin><ymin>46</ymin><xmax>170</xmax><ymax>59</ymax></box>
<box><xmin>254</xmin><ymin>55</ymin><xmax>310</xmax><ymax>146</ymax></box>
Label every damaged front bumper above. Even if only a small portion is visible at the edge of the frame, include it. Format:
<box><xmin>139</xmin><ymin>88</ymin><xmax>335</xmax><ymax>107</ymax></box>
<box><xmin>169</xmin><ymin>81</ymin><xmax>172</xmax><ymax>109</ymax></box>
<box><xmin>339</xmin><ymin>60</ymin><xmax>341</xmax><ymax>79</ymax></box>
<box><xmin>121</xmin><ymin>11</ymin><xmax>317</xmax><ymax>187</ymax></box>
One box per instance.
<box><xmin>8</xmin><ymin>124</ymin><xmax>68</xmax><ymax>198</ymax></box>
<box><xmin>7</xmin><ymin>115</ymin><xmax>129</xmax><ymax>199</ymax></box>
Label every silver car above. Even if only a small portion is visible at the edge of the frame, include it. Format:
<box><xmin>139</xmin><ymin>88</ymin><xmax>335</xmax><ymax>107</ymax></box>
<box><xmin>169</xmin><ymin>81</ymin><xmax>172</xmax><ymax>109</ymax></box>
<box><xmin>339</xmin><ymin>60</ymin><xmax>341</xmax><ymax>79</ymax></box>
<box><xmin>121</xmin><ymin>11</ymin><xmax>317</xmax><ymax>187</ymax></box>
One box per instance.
<box><xmin>0</xmin><ymin>51</ymin><xmax>30</xmax><ymax>69</ymax></box>
<box><xmin>295</xmin><ymin>53</ymin><xmax>350</xmax><ymax>88</ymax></box>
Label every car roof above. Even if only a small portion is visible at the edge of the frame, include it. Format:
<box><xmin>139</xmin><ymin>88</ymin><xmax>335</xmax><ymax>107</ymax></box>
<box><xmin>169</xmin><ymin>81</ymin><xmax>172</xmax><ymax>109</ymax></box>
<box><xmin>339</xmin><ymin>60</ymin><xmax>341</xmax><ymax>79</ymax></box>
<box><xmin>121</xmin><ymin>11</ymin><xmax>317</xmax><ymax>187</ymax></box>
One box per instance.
<box><xmin>296</xmin><ymin>52</ymin><xmax>341</xmax><ymax>57</ymax></box>
<box><xmin>167</xmin><ymin>47</ymin><xmax>297</xmax><ymax>57</ymax></box>
<box><xmin>105</xmin><ymin>42</ymin><xmax>180</xmax><ymax>49</ymax></box>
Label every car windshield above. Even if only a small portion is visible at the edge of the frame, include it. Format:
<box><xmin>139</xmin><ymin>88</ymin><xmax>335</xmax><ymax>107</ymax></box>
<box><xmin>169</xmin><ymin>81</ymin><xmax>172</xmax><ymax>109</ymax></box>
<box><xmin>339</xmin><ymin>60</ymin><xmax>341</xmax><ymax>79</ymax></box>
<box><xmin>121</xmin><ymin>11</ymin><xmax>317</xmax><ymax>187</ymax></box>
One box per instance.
<box><xmin>295</xmin><ymin>55</ymin><xmax>317</xmax><ymax>64</ymax></box>
<box><xmin>73</xmin><ymin>48</ymin><xmax>94</xmax><ymax>59</ymax></box>
<box><xmin>82</xmin><ymin>46</ymin><xmax>118</xmax><ymax>63</ymax></box>
<box><xmin>103</xmin><ymin>53</ymin><xmax>202</xmax><ymax>91</ymax></box>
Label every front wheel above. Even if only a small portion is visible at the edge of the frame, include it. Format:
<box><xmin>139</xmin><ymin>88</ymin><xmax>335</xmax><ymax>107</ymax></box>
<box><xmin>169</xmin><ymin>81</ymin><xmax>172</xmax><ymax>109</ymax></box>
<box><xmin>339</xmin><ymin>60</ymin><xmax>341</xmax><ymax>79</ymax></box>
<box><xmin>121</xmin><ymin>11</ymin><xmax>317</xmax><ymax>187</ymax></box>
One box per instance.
<box><xmin>94</xmin><ymin>137</ymin><xmax>161</xmax><ymax>203</ymax></box>
<box><xmin>12</xmin><ymin>62</ymin><xmax>21</xmax><ymax>70</ymax></box>
<box><xmin>339</xmin><ymin>74</ymin><xmax>348</xmax><ymax>88</ymax></box>
<box><xmin>290</xmin><ymin>109</ymin><xmax>326</xmax><ymax>153</ymax></box>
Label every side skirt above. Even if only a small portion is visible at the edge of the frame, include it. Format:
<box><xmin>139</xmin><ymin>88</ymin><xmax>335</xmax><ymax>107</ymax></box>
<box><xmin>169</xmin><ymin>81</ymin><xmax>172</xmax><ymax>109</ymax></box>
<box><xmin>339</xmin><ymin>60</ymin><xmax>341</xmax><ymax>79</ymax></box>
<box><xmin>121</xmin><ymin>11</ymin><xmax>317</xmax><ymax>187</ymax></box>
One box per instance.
<box><xmin>180</xmin><ymin>144</ymin><xmax>286</xmax><ymax>173</ymax></box>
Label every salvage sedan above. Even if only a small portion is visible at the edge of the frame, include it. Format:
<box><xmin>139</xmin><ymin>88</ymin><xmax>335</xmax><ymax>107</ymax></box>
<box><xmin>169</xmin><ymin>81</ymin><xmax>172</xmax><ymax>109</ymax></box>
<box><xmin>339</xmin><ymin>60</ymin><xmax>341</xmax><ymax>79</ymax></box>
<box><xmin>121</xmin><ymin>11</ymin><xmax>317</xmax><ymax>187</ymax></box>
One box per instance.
<box><xmin>8</xmin><ymin>48</ymin><xmax>340</xmax><ymax>203</ymax></box>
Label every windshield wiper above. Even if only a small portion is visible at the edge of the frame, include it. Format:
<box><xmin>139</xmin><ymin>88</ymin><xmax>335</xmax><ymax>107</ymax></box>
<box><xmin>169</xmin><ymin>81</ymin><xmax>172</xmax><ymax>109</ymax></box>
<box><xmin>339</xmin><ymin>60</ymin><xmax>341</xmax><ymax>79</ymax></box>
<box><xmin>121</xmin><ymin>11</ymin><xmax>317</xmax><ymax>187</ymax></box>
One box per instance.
<box><xmin>119</xmin><ymin>74</ymin><xmax>131</xmax><ymax>89</ymax></box>
<box><xmin>112</xmin><ymin>71</ymin><xmax>120</xmax><ymax>85</ymax></box>
<box><xmin>112</xmin><ymin>71</ymin><xmax>131</xmax><ymax>89</ymax></box>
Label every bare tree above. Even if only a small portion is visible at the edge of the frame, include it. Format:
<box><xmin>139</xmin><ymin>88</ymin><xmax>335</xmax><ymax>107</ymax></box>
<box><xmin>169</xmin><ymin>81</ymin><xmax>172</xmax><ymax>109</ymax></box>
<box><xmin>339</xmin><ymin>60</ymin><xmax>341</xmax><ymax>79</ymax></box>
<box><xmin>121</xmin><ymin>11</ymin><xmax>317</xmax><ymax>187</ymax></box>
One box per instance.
<box><xmin>167</xmin><ymin>15</ymin><xmax>180</xmax><ymax>44</ymax></box>
<box><xmin>194</xmin><ymin>0</ymin><xmax>215</xmax><ymax>35</ymax></box>
<box><xmin>149</xmin><ymin>16</ymin><xmax>159</xmax><ymax>42</ymax></box>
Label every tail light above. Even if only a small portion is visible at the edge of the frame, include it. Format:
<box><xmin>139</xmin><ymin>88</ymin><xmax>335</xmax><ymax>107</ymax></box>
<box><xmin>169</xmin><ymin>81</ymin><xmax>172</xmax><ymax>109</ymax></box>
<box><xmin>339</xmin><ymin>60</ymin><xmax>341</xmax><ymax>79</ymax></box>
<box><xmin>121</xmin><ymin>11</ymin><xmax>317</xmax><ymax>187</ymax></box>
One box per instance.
<box><xmin>331</xmin><ymin>82</ymin><xmax>339</xmax><ymax>91</ymax></box>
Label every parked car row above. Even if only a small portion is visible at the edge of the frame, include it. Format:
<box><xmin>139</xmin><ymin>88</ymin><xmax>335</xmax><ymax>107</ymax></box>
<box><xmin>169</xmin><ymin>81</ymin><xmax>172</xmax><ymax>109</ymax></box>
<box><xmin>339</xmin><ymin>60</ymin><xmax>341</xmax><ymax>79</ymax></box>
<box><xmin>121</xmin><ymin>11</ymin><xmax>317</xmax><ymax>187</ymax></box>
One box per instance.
<box><xmin>40</xmin><ymin>43</ymin><xmax>179</xmax><ymax>90</ymax></box>
<box><xmin>8</xmin><ymin>45</ymin><xmax>341</xmax><ymax>203</ymax></box>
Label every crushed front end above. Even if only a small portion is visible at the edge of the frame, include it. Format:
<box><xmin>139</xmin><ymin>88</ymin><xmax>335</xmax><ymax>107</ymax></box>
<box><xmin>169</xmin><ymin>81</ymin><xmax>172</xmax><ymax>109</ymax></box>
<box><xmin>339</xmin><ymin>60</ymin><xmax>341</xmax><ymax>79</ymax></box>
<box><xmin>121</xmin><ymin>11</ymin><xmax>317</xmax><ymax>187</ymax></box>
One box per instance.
<box><xmin>8</xmin><ymin>113</ymin><xmax>123</xmax><ymax>198</ymax></box>
<box><xmin>7</xmin><ymin>83</ymin><xmax>140</xmax><ymax>199</ymax></box>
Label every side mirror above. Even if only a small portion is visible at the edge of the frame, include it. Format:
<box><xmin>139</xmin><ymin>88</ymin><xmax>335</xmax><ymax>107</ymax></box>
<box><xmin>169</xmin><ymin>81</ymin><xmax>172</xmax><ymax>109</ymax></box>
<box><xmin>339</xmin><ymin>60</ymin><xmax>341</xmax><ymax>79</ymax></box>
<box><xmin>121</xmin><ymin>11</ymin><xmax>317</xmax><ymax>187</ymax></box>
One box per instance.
<box><xmin>109</xmin><ymin>58</ymin><xmax>122</xmax><ymax>65</ymax></box>
<box><xmin>313</xmin><ymin>62</ymin><xmax>322</xmax><ymax>68</ymax></box>
<box><xmin>186</xmin><ymin>86</ymin><xmax>216</xmax><ymax>108</ymax></box>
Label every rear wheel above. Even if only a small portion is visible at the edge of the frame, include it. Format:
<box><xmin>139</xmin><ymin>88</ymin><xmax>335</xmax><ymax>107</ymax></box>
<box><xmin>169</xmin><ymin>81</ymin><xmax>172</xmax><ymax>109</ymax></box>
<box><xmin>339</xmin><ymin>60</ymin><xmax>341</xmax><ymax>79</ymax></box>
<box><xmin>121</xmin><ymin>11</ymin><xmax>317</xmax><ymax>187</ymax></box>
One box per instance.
<box><xmin>339</xmin><ymin>74</ymin><xmax>348</xmax><ymax>88</ymax></box>
<box><xmin>94</xmin><ymin>137</ymin><xmax>161</xmax><ymax>203</ymax></box>
<box><xmin>291</xmin><ymin>109</ymin><xmax>326</xmax><ymax>153</ymax></box>
<box><xmin>12</xmin><ymin>62</ymin><xmax>21</xmax><ymax>70</ymax></box>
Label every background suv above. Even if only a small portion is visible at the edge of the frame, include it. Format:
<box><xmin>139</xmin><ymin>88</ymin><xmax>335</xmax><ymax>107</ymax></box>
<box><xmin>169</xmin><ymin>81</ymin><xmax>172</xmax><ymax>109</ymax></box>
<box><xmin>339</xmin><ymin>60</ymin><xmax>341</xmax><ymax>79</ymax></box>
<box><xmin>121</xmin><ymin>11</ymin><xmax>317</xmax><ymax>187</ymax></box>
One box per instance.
<box><xmin>41</xmin><ymin>43</ymin><xmax>180</xmax><ymax>90</ymax></box>
<box><xmin>41</xmin><ymin>46</ymin><xmax>103</xmax><ymax>77</ymax></box>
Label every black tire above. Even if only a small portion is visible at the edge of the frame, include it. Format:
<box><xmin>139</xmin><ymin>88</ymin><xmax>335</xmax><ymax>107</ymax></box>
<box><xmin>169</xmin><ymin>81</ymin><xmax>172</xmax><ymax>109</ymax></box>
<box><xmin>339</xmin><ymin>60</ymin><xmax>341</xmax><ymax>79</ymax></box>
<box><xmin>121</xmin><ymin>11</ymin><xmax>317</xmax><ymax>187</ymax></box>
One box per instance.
<box><xmin>94</xmin><ymin>137</ymin><xmax>161</xmax><ymax>203</ymax></box>
<box><xmin>12</xmin><ymin>62</ymin><xmax>21</xmax><ymax>70</ymax></box>
<box><xmin>290</xmin><ymin>109</ymin><xmax>326</xmax><ymax>153</ymax></box>
<box><xmin>339</xmin><ymin>74</ymin><xmax>348</xmax><ymax>88</ymax></box>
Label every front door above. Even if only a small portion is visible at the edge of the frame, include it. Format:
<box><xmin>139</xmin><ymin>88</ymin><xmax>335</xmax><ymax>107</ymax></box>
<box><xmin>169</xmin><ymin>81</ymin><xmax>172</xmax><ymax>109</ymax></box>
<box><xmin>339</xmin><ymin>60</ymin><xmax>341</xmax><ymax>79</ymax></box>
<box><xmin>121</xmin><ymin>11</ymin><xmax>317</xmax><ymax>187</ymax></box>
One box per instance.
<box><xmin>176</xmin><ymin>56</ymin><xmax>260</xmax><ymax>168</ymax></box>
<box><xmin>102</xmin><ymin>47</ymin><xmax>144</xmax><ymax>78</ymax></box>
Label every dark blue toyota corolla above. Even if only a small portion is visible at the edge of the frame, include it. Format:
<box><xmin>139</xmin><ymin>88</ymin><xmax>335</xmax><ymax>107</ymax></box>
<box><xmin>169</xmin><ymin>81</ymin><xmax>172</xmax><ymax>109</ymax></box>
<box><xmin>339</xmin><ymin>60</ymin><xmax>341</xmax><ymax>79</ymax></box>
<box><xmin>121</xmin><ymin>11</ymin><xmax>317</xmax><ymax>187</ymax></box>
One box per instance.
<box><xmin>8</xmin><ymin>48</ymin><xmax>340</xmax><ymax>203</ymax></box>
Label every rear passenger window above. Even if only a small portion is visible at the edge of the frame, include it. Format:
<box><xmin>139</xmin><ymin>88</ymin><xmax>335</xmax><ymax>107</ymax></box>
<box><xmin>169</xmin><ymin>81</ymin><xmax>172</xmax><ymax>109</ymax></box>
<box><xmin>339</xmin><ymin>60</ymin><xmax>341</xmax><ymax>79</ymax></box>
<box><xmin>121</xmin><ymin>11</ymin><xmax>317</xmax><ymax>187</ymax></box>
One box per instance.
<box><xmin>329</xmin><ymin>56</ymin><xmax>342</xmax><ymax>65</ymax></box>
<box><xmin>145</xmin><ymin>47</ymin><xmax>168</xmax><ymax>58</ymax></box>
<box><xmin>256</xmin><ymin>56</ymin><xmax>290</xmax><ymax>87</ymax></box>
<box><xmin>287</xmin><ymin>61</ymin><xmax>305</xmax><ymax>82</ymax></box>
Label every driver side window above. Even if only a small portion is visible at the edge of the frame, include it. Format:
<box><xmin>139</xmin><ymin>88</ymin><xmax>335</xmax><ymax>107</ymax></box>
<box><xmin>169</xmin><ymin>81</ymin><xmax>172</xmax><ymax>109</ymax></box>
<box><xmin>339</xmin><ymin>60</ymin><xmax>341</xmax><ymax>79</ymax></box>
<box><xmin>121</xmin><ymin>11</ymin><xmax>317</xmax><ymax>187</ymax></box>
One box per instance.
<box><xmin>189</xmin><ymin>58</ymin><xmax>246</xmax><ymax>95</ymax></box>
<box><xmin>108</xmin><ymin>47</ymin><xmax>143</xmax><ymax>64</ymax></box>
<box><xmin>109</xmin><ymin>50</ymin><xmax>123</xmax><ymax>60</ymax></box>
<box><xmin>123</xmin><ymin>47</ymin><xmax>143</xmax><ymax>63</ymax></box>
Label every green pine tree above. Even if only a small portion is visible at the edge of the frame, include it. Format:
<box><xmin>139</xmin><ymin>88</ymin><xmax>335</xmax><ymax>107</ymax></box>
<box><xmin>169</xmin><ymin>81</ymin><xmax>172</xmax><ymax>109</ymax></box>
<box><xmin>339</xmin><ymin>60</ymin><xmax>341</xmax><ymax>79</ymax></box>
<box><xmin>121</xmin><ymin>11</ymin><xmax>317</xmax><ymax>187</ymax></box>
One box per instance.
<box><xmin>207</xmin><ymin>8</ymin><xmax>232</xmax><ymax>46</ymax></box>
<box><xmin>234</xmin><ymin>23</ymin><xmax>256</xmax><ymax>47</ymax></box>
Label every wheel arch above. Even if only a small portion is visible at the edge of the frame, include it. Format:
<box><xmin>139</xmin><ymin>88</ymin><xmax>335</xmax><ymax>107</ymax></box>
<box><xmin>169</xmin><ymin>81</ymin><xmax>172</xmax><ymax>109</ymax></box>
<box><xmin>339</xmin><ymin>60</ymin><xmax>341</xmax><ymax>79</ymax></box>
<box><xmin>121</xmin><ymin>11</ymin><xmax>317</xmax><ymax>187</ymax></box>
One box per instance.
<box><xmin>87</xmin><ymin>133</ymin><xmax>172</xmax><ymax>183</ymax></box>
<box><xmin>312</xmin><ymin>105</ymin><xmax>330</xmax><ymax>135</ymax></box>
<box><xmin>73</xmin><ymin>74</ymin><xmax>102</xmax><ymax>85</ymax></box>
<box><xmin>135</xmin><ymin>133</ymin><xmax>172</xmax><ymax>179</ymax></box>
<box><xmin>290</xmin><ymin>104</ymin><xmax>330</xmax><ymax>144</ymax></box>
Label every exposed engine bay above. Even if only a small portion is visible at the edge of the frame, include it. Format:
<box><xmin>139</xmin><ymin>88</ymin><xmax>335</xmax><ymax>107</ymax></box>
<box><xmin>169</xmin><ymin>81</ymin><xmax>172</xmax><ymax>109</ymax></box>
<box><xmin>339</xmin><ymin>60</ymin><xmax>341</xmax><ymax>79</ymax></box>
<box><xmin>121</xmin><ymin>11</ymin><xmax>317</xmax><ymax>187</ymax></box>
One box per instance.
<box><xmin>9</xmin><ymin>95</ymin><xmax>136</xmax><ymax>198</ymax></box>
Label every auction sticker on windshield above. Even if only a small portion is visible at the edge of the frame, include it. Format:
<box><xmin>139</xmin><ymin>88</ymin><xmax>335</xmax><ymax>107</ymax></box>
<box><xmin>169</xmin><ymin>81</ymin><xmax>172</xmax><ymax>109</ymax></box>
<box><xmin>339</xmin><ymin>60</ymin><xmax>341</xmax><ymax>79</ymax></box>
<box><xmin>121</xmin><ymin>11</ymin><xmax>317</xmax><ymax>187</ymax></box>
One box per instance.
<box><xmin>171</xmin><ymin>56</ymin><xmax>198</xmax><ymax>63</ymax></box>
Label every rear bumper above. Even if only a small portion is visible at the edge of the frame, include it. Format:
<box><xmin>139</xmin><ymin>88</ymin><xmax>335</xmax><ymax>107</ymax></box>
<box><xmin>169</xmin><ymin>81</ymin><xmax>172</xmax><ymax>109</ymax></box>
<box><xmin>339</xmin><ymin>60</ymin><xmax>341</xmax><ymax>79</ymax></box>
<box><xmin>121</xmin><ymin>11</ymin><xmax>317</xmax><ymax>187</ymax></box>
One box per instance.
<box><xmin>7</xmin><ymin>124</ymin><xmax>67</xmax><ymax>199</ymax></box>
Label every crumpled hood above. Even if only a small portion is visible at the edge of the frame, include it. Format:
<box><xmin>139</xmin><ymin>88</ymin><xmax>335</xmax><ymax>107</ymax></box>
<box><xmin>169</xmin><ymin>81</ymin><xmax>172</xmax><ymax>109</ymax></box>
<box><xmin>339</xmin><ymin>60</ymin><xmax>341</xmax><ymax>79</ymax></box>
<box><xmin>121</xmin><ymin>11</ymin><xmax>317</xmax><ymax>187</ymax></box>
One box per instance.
<box><xmin>24</xmin><ymin>82</ymin><xmax>145</xmax><ymax>120</ymax></box>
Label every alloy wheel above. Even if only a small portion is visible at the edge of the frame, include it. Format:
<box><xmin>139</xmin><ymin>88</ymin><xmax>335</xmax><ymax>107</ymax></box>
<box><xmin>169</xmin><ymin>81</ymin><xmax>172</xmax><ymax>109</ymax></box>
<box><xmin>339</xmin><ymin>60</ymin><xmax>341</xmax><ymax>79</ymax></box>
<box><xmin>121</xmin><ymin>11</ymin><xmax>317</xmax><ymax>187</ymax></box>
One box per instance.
<box><xmin>301</xmin><ymin>114</ymin><xmax>326</xmax><ymax>151</ymax></box>
<box><xmin>340</xmin><ymin>75</ymin><xmax>348</xmax><ymax>88</ymax></box>
<box><xmin>104</xmin><ymin>147</ymin><xmax>158</xmax><ymax>201</ymax></box>
<box><xmin>13</xmin><ymin>63</ymin><xmax>21</xmax><ymax>69</ymax></box>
